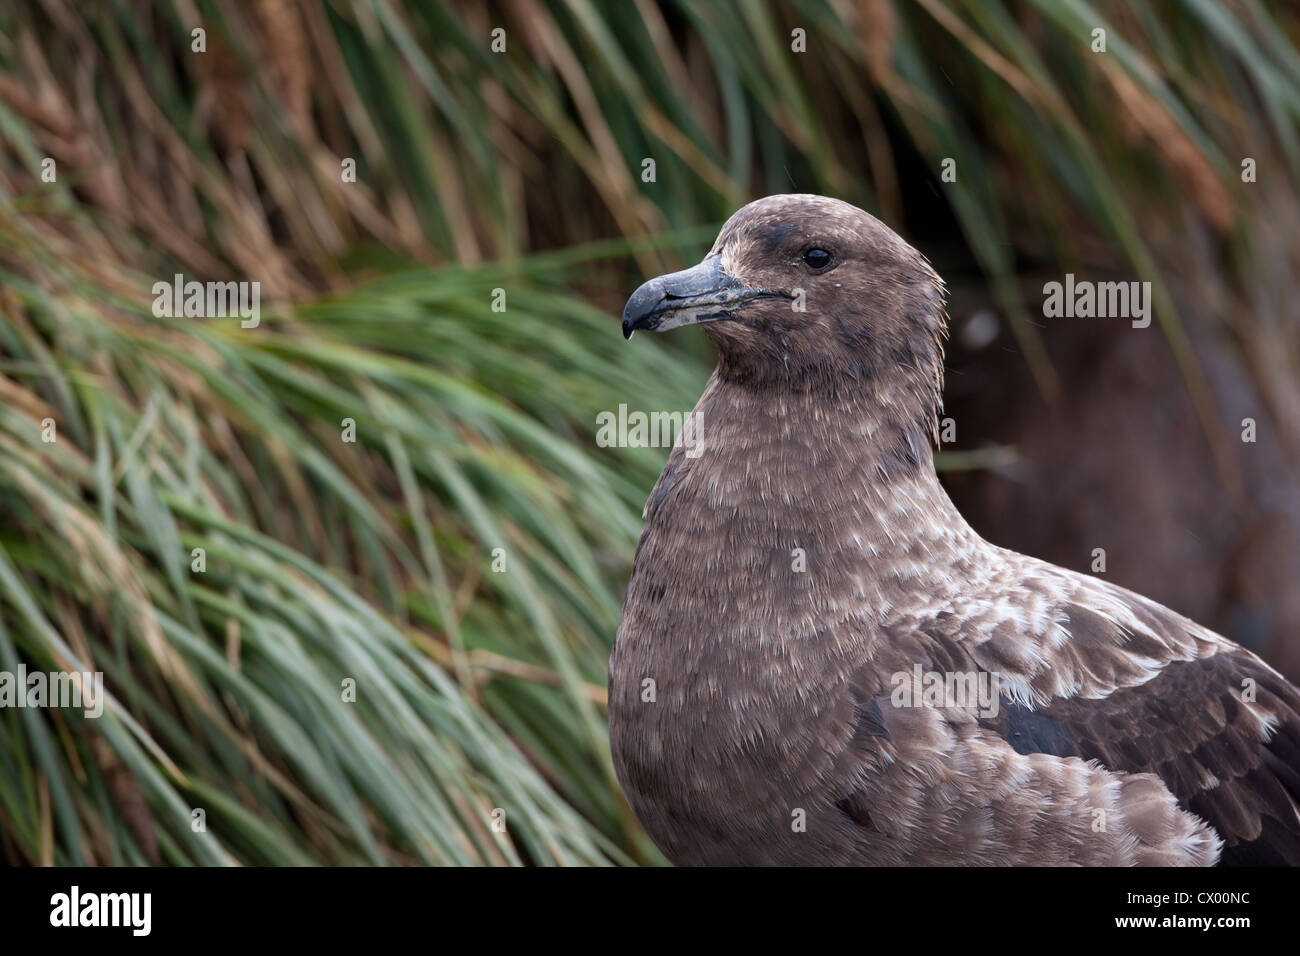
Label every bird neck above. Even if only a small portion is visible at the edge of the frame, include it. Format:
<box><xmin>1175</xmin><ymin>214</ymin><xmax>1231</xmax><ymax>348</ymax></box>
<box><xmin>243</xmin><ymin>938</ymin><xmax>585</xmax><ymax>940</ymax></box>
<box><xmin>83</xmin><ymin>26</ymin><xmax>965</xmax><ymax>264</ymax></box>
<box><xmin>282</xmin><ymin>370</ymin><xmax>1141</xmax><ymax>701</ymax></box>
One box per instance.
<box><xmin>635</xmin><ymin>371</ymin><xmax>985</xmax><ymax>648</ymax></box>
<box><xmin>711</xmin><ymin>334</ymin><xmax>945</xmax><ymax>444</ymax></box>
<box><xmin>690</xmin><ymin>369</ymin><xmax>972</xmax><ymax>549</ymax></box>
<box><xmin>702</xmin><ymin>362</ymin><xmax>946</xmax><ymax>474</ymax></box>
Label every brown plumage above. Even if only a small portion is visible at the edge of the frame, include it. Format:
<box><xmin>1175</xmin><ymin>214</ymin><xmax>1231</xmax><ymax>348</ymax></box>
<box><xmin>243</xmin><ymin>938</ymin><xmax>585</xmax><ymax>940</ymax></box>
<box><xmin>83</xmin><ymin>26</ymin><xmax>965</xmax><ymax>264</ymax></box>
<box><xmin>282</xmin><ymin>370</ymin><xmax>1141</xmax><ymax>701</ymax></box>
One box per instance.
<box><xmin>608</xmin><ymin>194</ymin><xmax>1300</xmax><ymax>866</ymax></box>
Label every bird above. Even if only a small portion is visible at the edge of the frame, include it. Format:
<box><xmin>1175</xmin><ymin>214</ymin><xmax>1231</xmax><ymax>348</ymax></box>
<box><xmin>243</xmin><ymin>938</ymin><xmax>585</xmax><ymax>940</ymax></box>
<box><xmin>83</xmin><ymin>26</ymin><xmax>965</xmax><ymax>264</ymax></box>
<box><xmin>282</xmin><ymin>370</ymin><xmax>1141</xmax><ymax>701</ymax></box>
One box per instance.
<box><xmin>607</xmin><ymin>194</ymin><xmax>1300</xmax><ymax>866</ymax></box>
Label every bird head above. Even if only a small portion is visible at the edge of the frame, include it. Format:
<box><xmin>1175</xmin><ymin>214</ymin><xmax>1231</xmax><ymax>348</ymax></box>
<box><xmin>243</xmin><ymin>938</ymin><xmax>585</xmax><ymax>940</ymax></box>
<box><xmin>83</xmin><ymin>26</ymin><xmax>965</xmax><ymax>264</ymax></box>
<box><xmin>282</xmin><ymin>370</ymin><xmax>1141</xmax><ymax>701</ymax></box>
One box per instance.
<box><xmin>622</xmin><ymin>194</ymin><xmax>947</xmax><ymax>429</ymax></box>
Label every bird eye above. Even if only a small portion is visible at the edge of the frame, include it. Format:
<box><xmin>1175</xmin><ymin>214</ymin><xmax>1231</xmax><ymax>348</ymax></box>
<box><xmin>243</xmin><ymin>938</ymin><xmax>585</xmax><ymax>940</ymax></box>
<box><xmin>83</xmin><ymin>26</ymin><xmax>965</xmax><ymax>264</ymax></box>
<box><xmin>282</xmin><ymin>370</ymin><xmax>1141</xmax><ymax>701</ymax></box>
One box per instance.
<box><xmin>802</xmin><ymin>248</ymin><xmax>833</xmax><ymax>271</ymax></box>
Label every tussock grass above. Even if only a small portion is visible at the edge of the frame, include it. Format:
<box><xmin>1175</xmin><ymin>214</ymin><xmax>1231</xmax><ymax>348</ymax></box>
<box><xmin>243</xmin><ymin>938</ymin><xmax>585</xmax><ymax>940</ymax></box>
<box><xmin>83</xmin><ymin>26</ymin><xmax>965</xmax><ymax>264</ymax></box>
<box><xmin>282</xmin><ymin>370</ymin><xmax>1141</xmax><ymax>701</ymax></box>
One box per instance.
<box><xmin>0</xmin><ymin>218</ymin><xmax>712</xmax><ymax>863</ymax></box>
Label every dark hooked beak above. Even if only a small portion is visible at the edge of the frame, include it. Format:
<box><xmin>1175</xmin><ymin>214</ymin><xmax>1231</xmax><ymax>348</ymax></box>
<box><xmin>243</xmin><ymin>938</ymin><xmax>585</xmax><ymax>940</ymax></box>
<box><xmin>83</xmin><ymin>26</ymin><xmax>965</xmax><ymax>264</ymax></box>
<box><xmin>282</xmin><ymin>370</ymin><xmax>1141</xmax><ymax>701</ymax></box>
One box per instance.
<box><xmin>621</xmin><ymin>254</ymin><xmax>789</xmax><ymax>339</ymax></box>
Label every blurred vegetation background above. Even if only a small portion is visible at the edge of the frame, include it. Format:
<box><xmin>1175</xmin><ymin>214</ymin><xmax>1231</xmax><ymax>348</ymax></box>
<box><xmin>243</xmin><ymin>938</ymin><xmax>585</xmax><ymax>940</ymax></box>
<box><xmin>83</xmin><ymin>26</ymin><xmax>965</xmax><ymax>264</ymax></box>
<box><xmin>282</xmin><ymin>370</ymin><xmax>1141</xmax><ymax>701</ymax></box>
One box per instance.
<box><xmin>0</xmin><ymin>0</ymin><xmax>1296</xmax><ymax>865</ymax></box>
